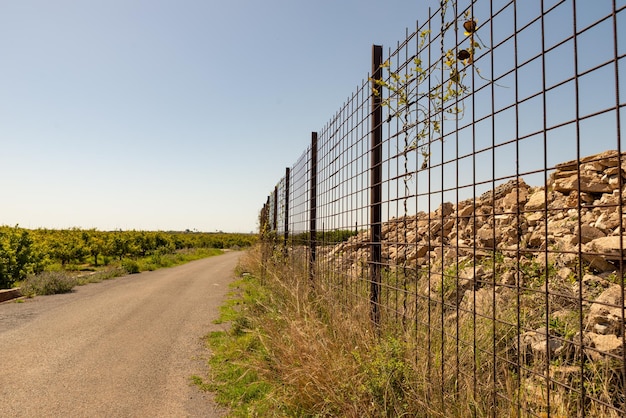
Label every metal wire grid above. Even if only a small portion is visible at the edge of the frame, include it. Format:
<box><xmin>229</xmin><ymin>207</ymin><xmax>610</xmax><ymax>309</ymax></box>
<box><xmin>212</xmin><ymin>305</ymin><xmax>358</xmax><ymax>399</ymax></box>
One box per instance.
<box><xmin>260</xmin><ymin>0</ymin><xmax>626</xmax><ymax>415</ymax></box>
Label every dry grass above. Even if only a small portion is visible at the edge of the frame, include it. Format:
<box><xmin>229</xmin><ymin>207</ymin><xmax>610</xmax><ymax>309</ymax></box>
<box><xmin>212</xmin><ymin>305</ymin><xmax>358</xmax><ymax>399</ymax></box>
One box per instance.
<box><xmin>209</xmin><ymin>245</ymin><xmax>625</xmax><ymax>417</ymax></box>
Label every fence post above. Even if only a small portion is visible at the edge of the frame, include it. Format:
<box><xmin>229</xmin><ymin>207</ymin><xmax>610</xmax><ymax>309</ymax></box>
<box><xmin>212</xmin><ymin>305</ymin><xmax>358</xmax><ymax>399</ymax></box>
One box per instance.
<box><xmin>309</xmin><ymin>132</ymin><xmax>318</xmax><ymax>284</ymax></box>
<box><xmin>370</xmin><ymin>44</ymin><xmax>383</xmax><ymax>326</ymax></box>
<box><xmin>263</xmin><ymin>197</ymin><xmax>270</xmax><ymax>237</ymax></box>
<box><xmin>283</xmin><ymin>167</ymin><xmax>290</xmax><ymax>252</ymax></box>
<box><xmin>273</xmin><ymin>185</ymin><xmax>278</xmax><ymax>233</ymax></box>
<box><xmin>261</xmin><ymin>197</ymin><xmax>271</xmax><ymax>282</ymax></box>
<box><xmin>260</xmin><ymin>202</ymin><xmax>266</xmax><ymax>234</ymax></box>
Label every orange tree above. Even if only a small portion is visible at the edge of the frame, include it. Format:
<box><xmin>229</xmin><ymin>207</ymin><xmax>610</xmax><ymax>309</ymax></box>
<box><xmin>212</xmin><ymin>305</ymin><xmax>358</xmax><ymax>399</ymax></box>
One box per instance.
<box><xmin>0</xmin><ymin>226</ymin><xmax>44</xmax><ymax>288</ymax></box>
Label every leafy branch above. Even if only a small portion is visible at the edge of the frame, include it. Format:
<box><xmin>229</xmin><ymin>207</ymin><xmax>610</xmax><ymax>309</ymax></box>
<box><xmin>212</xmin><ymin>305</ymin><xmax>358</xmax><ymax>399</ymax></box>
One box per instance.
<box><xmin>370</xmin><ymin>2</ymin><xmax>492</xmax><ymax>169</ymax></box>
<box><xmin>368</xmin><ymin>0</ymin><xmax>497</xmax><ymax>293</ymax></box>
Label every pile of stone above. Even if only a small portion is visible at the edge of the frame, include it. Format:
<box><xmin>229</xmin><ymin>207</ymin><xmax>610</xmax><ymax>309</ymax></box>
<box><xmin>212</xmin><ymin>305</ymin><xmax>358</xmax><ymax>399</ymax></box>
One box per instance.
<box><xmin>323</xmin><ymin>150</ymin><xmax>625</xmax><ymax>370</ymax></box>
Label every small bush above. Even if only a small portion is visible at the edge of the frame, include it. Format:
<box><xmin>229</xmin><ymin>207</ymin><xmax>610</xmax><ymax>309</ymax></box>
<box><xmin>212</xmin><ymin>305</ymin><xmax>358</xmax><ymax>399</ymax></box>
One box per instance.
<box><xmin>20</xmin><ymin>271</ymin><xmax>77</xmax><ymax>297</ymax></box>
<box><xmin>121</xmin><ymin>259</ymin><xmax>140</xmax><ymax>274</ymax></box>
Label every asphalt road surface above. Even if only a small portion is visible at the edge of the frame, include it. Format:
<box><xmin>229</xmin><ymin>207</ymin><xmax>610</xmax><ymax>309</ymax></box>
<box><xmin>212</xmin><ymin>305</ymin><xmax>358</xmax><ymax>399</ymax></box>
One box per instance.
<box><xmin>0</xmin><ymin>251</ymin><xmax>242</xmax><ymax>417</ymax></box>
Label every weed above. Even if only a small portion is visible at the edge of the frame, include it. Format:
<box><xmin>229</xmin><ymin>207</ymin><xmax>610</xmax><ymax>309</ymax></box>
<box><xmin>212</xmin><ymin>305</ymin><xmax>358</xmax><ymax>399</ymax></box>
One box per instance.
<box><xmin>194</xmin><ymin>273</ymin><xmax>277</xmax><ymax>416</ymax></box>
<box><xmin>520</xmin><ymin>258</ymin><xmax>557</xmax><ymax>288</ymax></box>
<box><xmin>206</xmin><ymin>244</ymin><xmax>623</xmax><ymax>416</ymax></box>
<box><xmin>74</xmin><ymin>267</ymin><xmax>127</xmax><ymax>285</ymax></box>
<box><xmin>20</xmin><ymin>271</ymin><xmax>77</xmax><ymax>297</ymax></box>
<box><xmin>121</xmin><ymin>259</ymin><xmax>140</xmax><ymax>274</ymax></box>
<box><xmin>353</xmin><ymin>335</ymin><xmax>415</xmax><ymax>415</ymax></box>
<box><xmin>548</xmin><ymin>312</ymin><xmax>578</xmax><ymax>341</ymax></box>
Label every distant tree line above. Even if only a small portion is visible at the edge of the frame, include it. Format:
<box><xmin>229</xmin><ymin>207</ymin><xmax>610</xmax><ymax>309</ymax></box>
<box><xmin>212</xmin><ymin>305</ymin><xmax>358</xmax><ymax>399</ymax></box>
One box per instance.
<box><xmin>288</xmin><ymin>229</ymin><xmax>358</xmax><ymax>246</ymax></box>
<box><xmin>0</xmin><ymin>226</ymin><xmax>257</xmax><ymax>289</ymax></box>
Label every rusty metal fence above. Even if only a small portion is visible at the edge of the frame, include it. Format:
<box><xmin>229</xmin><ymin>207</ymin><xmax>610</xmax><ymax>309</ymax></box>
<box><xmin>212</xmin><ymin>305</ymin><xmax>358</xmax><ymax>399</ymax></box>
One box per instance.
<box><xmin>260</xmin><ymin>0</ymin><xmax>625</xmax><ymax>416</ymax></box>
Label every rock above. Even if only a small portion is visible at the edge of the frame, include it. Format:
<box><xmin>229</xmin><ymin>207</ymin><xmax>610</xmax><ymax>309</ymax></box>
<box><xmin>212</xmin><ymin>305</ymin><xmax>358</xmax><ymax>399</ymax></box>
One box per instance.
<box><xmin>525</xmin><ymin>212</ymin><xmax>544</xmax><ymax>226</ymax></box>
<box><xmin>587</xmin><ymin>236</ymin><xmax>626</xmax><ymax>261</ymax></box>
<box><xmin>582</xmin><ymin>251</ymin><xmax>617</xmax><ymax>272</ymax></box>
<box><xmin>430</xmin><ymin>220</ymin><xmax>442</xmax><ymax>237</ymax></box>
<box><xmin>600</xmin><ymin>190</ymin><xmax>620</xmax><ymax>206</ymax></box>
<box><xmin>501</xmin><ymin>187</ymin><xmax>529</xmax><ymax>211</ymax></box>
<box><xmin>480</xmin><ymin>179</ymin><xmax>527</xmax><ymax>202</ymax></box>
<box><xmin>459</xmin><ymin>265</ymin><xmax>484</xmax><ymax>285</ymax></box>
<box><xmin>460</xmin><ymin>287</ymin><xmax>494</xmax><ymax>316</ymax></box>
<box><xmin>608</xmin><ymin>175</ymin><xmax>621</xmax><ymax>189</ymax></box>
<box><xmin>581</xmin><ymin>237</ymin><xmax>623</xmax><ymax>272</ymax></box>
<box><xmin>416</xmin><ymin>243</ymin><xmax>430</xmax><ymax>258</ymax></box>
<box><xmin>458</xmin><ymin>203</ymin><xmax>474</xmax><ymax>217</ymax></box>
<box><xmin>582</xmin><ymin>273</ymin><xmax>611</xmax><ymax>288</ymax></box>
<box><xmin>500</xmin><ymin>271</ymin><xmax>516</xmax><ymax>286</ymax></box>
<box><xmin>573</xmin><ymin>225</ymin><xmax>606</xmax><ymax>244</ymax></box>
<box><xmin>580</xmin><ymin>192</ymin><xmax>595</xmax><ymax>204</ymax></box>
<box><xmin>519</xmin><ymin>327</ymin><xmax>563</xmax><ymax>363</ymax></box>
<box><xmin>320</xmin><ymin>149</ymin><xmax>626</xmax><ymax>378</ymax></box>
<box><xmin>587</xmin><ymin>284</ymin><xmax>624</xmax><ymax>336</ymax></box>
<box><xmin>527</xmin><ymin>230</ymin><xmax>545</xmax><ymax>248</ymax></box>
<box><xmin>582</xmin><ymin>161</ymin><xmax>605</xmax><ymax>172</ymax></box>
<box><xmin>476</xmin><ymin>225</ymin><xmax>495</xmax><ymax>248</ymax></box>
<box><xmin>553</xmin><ymin>174</ymin><xmax>613</xmax><ymax>194</ymax></box>
<box><xmin>585</xmin><ymin>333</ymin><xmax>623</xmax><ymax>361</ymax></box>
<box><xmin>556</xmin><ymin>150</ymin><xmax>622</xmax><ymax>171</ymax></box>
<box><xmin>556</xmin><ymin>267</ymin><xmax>573</xmax><ymax>281</ymax></box>
<box><xmin>525</xmin><ymin>190</ymin><xmax>547</xmax><ymax>211</ymax></box>
<box><xmin>594</xmin><ymin>211</ymin><xmax>621</xmax><ymax>232</ymax></box>
<box><xmin>605</xmin><ymin>166</ymin><xmax>624</xmax><ymax>177</ymax></box>
<box><xmin>572</xmin><ymin>273</ymin><xmax>613</xmax><ymax>302</ymax></box>
<box><xmin>436</xmin><ymin>202</ymin><xmax>455</xmax><ymax>217</ymax></box>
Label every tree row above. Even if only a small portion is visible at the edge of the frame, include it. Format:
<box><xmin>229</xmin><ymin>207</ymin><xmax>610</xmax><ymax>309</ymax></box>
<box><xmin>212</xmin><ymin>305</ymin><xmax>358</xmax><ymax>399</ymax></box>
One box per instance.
<box><xmin>0</xmin><ymin>226</ymin><xmax>257</xmax><ymax>288</ymax></box>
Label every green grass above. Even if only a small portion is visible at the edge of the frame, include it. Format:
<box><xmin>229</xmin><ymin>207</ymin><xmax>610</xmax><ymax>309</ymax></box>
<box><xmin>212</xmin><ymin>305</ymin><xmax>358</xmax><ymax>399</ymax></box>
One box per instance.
<box><xmin>194</xmin><ymin>248</ymin><xmax>437</xmax><ymax>417</ymax></box>
<box><xmin>136</xmin><ymin>248</ymin><xmax>223</xmax><ymax>271</ymax></box>
<box><xmin>192</xmin><ymin>276</ymin><xmax>276</xmax><ymax>417</ymax></box>
<box><xmin>197</xmin><ymin>244</ymin><xmax>626</xmax><ymax>417</ymax></box>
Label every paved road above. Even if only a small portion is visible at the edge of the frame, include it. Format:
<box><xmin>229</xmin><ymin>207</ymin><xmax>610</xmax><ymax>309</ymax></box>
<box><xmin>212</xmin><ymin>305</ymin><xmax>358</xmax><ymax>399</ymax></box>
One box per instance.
<box><xmin>0</xmin><ymin>251</ymin><xmax>241</xmax><ymax>417</ymax></box>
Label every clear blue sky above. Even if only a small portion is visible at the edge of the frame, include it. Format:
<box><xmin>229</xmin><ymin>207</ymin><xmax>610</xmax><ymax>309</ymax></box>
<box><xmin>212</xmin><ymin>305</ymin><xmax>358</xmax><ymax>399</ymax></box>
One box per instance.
<box><xmin>0</xmin><ymin>0</ymin><xmax>442</xmax><ymax>233</ymax></box>
<box><xmin>1</xmin><ymin>0</ymin><xmax>622</xmax><ymax>233</ymax></box>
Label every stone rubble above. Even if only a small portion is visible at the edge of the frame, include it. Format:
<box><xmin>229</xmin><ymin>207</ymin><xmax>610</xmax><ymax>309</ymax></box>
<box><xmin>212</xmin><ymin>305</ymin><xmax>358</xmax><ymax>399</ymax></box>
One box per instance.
<box><xmin>324</xmin><ymin>150</ymin><xmax>626</xmax><ymax>372</ymax></box>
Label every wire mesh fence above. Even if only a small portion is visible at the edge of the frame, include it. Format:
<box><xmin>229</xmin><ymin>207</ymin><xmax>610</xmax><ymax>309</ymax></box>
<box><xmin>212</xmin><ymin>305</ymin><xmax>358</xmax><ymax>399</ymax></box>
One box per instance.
<box><xmin>260</xmin><ymin>0</ymin><xmax>625</xmax><ymax>415</ymax></box>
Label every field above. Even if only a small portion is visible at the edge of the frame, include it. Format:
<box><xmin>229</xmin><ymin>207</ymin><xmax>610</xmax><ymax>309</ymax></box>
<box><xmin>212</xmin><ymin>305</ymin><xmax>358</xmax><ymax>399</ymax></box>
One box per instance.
<box><xmin>0</xmin><ymin>226</ymin><xmax>257</xmax><ymax>294</ymax></box>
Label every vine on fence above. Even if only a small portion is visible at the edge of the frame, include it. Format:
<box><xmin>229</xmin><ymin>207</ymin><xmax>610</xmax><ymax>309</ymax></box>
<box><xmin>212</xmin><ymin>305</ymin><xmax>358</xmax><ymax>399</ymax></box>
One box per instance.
<box><xmin>369</xmin><ymin>0</ymin><xmax>492</xmax><ymax>327</ymax></box>
<box><xmin>370</xmin><ymin>2</ymin><xmax>491</xmax><ymax>170</ymax></box>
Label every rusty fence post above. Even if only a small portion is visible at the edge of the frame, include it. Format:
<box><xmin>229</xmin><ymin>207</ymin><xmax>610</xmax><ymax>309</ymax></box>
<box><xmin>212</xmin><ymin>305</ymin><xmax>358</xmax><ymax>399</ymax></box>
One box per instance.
<box><xmin>261</xmin><ymin>197</ymin><xmax>270</xmax><ymax>282</ymax></box>
<box><xmin>370</xmin><ymin>44</ymin><xmax>383</xmax><ymax>326</ymax></box>
<box><xmin>309</xmin><ymin>132</ymin><xmax>318</xmax><ymax>284</ymax></box>
<box><xmin>272</xmin><ymin>185</ymin><xmax>278</xmax><ymax>233</ymax></box>
<box><xmin>283</xmin><ymin>167</ymin><xmax>290</xmax><ymax>253</ymax></box>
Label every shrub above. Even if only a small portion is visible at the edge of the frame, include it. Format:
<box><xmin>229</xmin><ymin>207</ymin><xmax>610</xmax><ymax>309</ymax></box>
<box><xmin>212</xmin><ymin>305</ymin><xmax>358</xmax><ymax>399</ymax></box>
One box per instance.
<box><xmin>121</xmin><ymin>259</ymin><xmax>140</xmax><ymax>274</ymax></box>
<box><xmin>20</xmin><ymin>271</ymin><xmax>77</xmax><ymax>297</ymax></box>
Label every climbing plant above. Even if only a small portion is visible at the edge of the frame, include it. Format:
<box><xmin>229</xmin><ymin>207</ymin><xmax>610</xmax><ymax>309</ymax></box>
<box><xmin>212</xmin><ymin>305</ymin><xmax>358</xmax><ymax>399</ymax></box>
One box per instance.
<box><xmin>370</xmin><ymin>1</ymin><xmax>489</xmax><ymax>169</ymax></box>
<box><xmin>369</xmin><ymin>0</ymin><xmax>493</xmax><ymax>327</ymax></box>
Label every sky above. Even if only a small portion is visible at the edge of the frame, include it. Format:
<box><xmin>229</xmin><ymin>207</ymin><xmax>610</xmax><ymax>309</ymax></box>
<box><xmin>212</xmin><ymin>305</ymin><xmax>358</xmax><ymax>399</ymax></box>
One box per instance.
<box><xmin>273</xmin><ymin>0</ymin><xmax>625</xmax><ymax>233</ymax></box>
<box><xmin>0</xmin><ymin>0</ymin><xmax>444</xmax><ymax>233</ymax></box>
<box><xmin>1</xmin><ymin>1</ymin><xmax>623</xmax><ymax>234</ymax></box>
